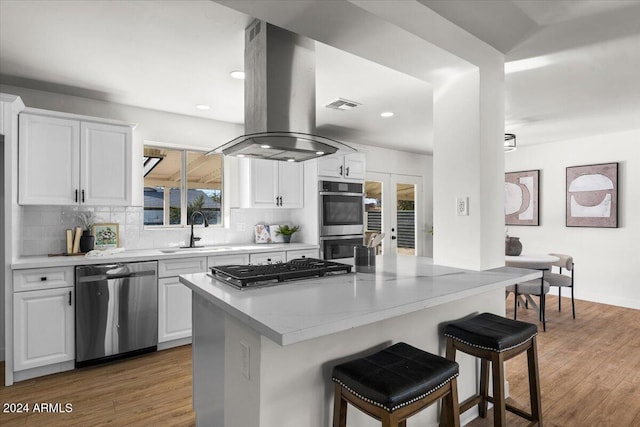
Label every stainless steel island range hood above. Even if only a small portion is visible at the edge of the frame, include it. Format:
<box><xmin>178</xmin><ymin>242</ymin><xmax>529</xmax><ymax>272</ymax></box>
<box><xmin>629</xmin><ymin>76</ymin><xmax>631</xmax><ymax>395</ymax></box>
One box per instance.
<box><xmin>209</xmin><ymin>20</ymin><xmax>355</xmax><ymax>162</ymax></box>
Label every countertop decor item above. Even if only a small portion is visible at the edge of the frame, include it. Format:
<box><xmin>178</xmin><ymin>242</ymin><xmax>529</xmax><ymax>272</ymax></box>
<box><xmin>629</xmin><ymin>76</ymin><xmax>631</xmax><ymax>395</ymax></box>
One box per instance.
<box><xmin>275</xmin><ymin>224</ymin><xmax>299</xmax><ymax>243</ymax></box>
<box><xmin>505</xmin><ymin>235</ymin><xmax>523</xmax><ymax>256</ymax></box>
<box><xmin>92</xmin><ymin>223</ymin><xmax>120</xmax><ymax>249</ymax></box>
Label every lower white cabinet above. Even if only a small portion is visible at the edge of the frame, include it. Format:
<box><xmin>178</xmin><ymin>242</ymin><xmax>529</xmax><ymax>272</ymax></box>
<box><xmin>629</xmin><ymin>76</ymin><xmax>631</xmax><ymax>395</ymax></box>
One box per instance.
<box><xmin>158</xmin><ymin>277</ymin><xmax>192</xmax><ymax>343</ymax></box>
<box><xmin>13</xmin><ymin>286</ymin><xmax>75</xmax><ymax>371</ymax></box>
<box><xmin>208</xmin><ymin>253</ymin><xmax>250</xmax><ymax>266</ymax></box>
<box><xmin>157</xmin><ymin>257</ymin><xmax>207</xmax><ymax>346</ymax></box>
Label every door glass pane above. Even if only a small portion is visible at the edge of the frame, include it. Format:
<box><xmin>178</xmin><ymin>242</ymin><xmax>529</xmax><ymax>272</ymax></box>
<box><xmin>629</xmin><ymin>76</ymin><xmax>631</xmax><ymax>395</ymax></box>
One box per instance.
<box><xmin>395</xmin><ymin>183</ymin><xmax>415</xmax><ymax>256</ymax></box>
<box><xmin>365</xmin><ymin>181</ymin><xmax>382</xmax><ymax>252</ymax></box>
<box><xmin>143</xmin><ymin>147</ymin><xmax>182</xmax><ymax>226</ymax></box>
<box><xmin>186</xmin><ymin>151</ymin><xmax>223</xmax><ymax>225</ymax></box>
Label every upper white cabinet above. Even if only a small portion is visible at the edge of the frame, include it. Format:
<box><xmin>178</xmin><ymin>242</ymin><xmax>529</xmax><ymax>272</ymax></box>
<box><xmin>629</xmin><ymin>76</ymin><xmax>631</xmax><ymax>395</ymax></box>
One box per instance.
<box><xmin>239</xmin><ymin>158</ymin><xmax>303</xmax><ymax>208</ymax></box>
<box><xmin>318</xmin><ymin>153</ymin><xmax>365</xmax><ymax>181</ymax></box>
<box><xmin>18</xmin><ymin>110</ymin><xmax>134</xmax><ymax>206</ymax></box>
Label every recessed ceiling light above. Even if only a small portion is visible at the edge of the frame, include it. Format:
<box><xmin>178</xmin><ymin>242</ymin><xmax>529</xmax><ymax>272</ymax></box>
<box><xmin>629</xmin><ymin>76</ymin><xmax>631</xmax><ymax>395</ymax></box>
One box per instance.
<box><xmin>287</xmin><ymin>158</ymin><xmax>295</xmax><ymax>162</ymax></box>
<box><xmin>316</xmin><ymin>151</ymin><xmax>325</xmax><ymax>155</ymax></box>
<box><xmin>237</xmin><ymin>154</ymin><xmax>245</xmax><ymax>158</ymax></box>
<box><xmin>230</xmin><ymin>70</ymin><xmax>245</xmax><ymax>80</ymax></box>
<box><xmin>260</xmin><ymin>144</ymin><xmax>271</xmax><ymax>149</ymax></box>
<box><xmin>195</xmin><ymin>104</ymin><xmax>211</xmax><ymax>110</ymax></box>
<box><xmin>381</xmin><ymin>111</ymin><xmax>394</xmax><ymax>118</ymax></box>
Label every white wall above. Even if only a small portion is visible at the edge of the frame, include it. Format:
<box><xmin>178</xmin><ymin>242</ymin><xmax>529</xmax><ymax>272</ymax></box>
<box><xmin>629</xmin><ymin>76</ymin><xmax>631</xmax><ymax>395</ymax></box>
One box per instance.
<box><xmin>505</xmin><ymin>129</ymin><xmax>640</xmax><ymax>309</ymax></box>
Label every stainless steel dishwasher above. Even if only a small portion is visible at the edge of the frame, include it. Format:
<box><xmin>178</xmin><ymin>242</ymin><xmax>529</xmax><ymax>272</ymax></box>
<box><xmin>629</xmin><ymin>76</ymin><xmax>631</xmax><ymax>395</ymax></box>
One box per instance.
<box><xmin>75</xmin><ymin>261</ymin><xmax>158</xmax><ymax>367</ymax></box>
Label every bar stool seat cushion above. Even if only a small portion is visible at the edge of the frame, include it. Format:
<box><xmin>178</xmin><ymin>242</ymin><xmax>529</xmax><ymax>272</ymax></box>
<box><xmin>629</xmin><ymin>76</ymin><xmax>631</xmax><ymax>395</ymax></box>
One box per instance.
<box><xmin>332</xmin><ymin>342</ymin><xmax>459</xmax><ymax>412</ymax></box>
<box><xmin>444</xmin><ymin>312</ymin><xmax>537</xmax><ymax>353</ymax></box>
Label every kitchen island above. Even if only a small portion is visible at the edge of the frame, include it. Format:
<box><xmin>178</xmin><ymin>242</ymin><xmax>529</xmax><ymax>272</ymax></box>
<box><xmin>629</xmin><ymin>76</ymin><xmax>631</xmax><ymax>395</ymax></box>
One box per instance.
<box><xmin>179</xmin><ymin>255</ymin><xmax>540</xmax><ymax>427</ymax></box>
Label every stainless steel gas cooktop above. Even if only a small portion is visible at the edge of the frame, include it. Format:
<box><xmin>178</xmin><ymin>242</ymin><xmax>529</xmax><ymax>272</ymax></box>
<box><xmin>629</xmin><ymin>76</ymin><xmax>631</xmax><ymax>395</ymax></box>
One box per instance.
<box><xmin>209</xmin><ymin>258</ymin><xmax>352</xmax><ymax>289</ymax></box>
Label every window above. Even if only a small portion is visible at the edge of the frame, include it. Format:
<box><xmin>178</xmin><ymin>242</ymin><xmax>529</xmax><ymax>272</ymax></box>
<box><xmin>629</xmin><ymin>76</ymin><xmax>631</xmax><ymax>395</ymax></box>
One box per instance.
<box><xmin>143</xmin><ymin>146</ymin><xmax>223</xmax><ymax>227</ymax></box>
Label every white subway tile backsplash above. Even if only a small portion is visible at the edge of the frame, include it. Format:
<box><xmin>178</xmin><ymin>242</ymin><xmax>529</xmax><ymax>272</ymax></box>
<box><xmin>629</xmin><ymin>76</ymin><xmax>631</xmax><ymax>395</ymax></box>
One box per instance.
<box><xmin>20</xmin><ymin>205</ymin><xmax>293</xmax><ymax>255</ymax></box>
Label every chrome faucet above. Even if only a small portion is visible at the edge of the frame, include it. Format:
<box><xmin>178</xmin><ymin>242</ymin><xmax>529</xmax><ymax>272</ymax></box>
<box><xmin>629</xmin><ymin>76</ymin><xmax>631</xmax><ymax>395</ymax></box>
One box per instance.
<box><xmin>188</xmin><ymin>211</ymin><xmax>209</xmax><ymax>248</ymax></box>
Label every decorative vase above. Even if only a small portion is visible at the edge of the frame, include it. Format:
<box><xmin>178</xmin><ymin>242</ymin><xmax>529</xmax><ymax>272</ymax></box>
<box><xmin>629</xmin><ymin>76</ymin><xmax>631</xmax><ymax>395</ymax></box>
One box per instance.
<box><xmin>283</xmin><ymin>234</ymin><xmax>292</xmax><ymax>243</ymax></box>
<box><xmin>80</xmin><ymin>230</ymin><xmax>95</xmax><ymax>253</ymax></box>
<box><xmin>505</xmin><ymin>236</ymin><xmax>522</xmax><ymax>256</ymax></box>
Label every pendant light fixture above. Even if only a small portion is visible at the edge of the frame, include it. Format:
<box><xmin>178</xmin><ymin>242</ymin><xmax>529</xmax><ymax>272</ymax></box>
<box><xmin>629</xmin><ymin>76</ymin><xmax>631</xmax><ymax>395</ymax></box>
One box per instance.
<box><xmin>504</xmin><ymin>133</ymin><xmax>517</xmax><ymax>152</ymax></box>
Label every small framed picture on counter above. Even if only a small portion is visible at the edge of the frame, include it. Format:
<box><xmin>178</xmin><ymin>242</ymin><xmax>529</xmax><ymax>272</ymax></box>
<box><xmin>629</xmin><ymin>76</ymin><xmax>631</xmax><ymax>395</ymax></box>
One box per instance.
<box><xmin>92</xmin><ymin>223</ymin><xmax>120</xmax><ymax>249</ymax></box>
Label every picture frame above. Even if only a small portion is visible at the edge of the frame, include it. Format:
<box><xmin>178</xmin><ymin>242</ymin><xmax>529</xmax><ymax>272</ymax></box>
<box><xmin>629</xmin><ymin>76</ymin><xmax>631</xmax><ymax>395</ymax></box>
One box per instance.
<box><xmin>505</xmin><ymin>169</ymin><xmax>540</xmax><ymax>226</ymax></box>
<box><xmin>566</xmin><ymin>162</ymin><xmax>618</xmax><ymax>228</ymax></box>
<box><xmin>92</xmin><ymin>223</ymin><xmax>120</xmax><ymax>249</ymax></box>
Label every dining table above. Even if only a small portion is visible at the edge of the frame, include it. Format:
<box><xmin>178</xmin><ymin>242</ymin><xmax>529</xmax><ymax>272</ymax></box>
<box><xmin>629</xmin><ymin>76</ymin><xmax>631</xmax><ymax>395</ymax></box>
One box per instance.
<box><xmin>505</xmin><ymin>254</ymin><xmax>559</xmax><ymax>330</ymax></box>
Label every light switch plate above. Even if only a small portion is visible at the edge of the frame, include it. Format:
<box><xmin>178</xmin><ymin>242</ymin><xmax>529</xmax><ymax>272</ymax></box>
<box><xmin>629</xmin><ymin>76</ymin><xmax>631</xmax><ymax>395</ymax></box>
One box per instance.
<box><xmin>456</xmin><ymin>197</ymin><xmax>469</xmax><ymax>216</ymax></box>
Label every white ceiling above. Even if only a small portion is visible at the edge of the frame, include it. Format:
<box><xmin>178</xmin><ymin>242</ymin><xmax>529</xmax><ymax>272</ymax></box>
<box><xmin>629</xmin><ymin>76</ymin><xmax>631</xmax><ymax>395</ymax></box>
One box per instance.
<box><xmin>1</xmin><ymin>0</ymin><xmax>639</xmax><ymax>153</ymax></box>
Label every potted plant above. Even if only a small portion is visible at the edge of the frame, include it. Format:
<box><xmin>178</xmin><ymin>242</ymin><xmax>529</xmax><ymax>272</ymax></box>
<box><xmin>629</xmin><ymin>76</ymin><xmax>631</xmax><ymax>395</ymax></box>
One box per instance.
<box><xmin>275</xmin><ymin>225</ymin><xmax>299</xmax><ymax>243</ymax></box>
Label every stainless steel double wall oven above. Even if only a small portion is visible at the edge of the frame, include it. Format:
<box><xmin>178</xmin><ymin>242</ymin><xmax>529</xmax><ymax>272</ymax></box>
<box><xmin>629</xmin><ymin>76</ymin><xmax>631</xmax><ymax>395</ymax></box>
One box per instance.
<box><xmin>319</xmin><ymin>180</ymin><xmax>365</xmax><ymax>260</ymax></box>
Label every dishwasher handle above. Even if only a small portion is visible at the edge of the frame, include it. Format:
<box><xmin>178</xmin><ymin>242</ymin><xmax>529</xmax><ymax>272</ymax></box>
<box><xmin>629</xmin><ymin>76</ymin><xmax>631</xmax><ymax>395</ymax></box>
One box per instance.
<box><xmin>77</xmin><ymin>269</ymin><xmax>156</xmax><ymax>283</ymax></box>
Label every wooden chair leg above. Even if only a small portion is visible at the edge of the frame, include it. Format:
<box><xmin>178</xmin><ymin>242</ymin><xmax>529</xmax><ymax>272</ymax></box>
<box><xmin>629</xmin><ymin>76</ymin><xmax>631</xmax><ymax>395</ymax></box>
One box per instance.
<box><xmin>333</xmin><ymin>383</ymin><xmax>347</xmax><ymax>427</ymax></box>
<box><xmin>479</xmin><ymin>359</ymin><xmax>490</xmax><ymax>417</ymax></box>
<box><xmin>381</xmin><ymin>411</ymin><xmax>399</xmax><ymax>427</ymax></box>
<box><xmin>445</xmin><ymin>378</ymin><xmax>461</xmax><ymax>427</ymax></box>
<box><xmin>527</xmin><ymin>337</ymin><xmax>543</xmax><ymax>426</ymax></box>
<box><xmin>399</xmin><ymin>420</ymin><xmax>407</xmax><ymax>427</ymax></box>
<box><xmin>491</xmin><ymin>353</ymin><xmax>506</xmax><ymax>427</ymax></box>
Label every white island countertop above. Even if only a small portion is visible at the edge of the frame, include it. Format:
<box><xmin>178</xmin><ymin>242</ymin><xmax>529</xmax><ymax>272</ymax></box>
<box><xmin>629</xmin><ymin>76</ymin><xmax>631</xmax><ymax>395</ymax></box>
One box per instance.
<box><xmin>180</xmin><ymin>255</ymin><xmax>541</xmax><ymax>346</ymax></box>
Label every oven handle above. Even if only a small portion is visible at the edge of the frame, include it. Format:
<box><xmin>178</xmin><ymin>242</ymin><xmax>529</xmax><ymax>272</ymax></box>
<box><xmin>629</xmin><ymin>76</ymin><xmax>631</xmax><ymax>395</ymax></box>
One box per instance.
<box><xmin>319</xmin><ymin>191</ymin><xmax>364</xmax><ymax>197</ymax></box>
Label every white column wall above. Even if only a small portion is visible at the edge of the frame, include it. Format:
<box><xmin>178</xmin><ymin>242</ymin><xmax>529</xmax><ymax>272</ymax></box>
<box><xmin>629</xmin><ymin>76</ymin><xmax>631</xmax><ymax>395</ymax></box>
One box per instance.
<box><xmin>505</xmin><ymin>129</ymin><xmax>640</xmax><ymax>309</ymax></box>
<box><xmin>433</xmin><ymin>68</ymin><xmax>505</xmax><ymax>270</ymax></box>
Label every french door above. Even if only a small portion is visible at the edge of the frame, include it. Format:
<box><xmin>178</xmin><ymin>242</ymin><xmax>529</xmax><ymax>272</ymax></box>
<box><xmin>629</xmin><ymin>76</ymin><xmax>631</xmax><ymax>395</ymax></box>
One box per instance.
<box><xmin>365</xmin><ymin>173</ymin><xmax>422</xmax><ymax>256</ymax></box>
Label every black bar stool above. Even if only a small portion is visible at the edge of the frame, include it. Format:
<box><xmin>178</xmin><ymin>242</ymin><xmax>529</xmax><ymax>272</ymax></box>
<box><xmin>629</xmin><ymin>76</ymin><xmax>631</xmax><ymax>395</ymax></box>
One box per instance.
<box><xmin>443</xmin><ymin>313</ymin><xmax>542</xmax><ymax>427</ymax></box>
<box><xmin>332</xmin><ymin>342</ymin><xmax>460</xmax><ymax>427</ymax></box>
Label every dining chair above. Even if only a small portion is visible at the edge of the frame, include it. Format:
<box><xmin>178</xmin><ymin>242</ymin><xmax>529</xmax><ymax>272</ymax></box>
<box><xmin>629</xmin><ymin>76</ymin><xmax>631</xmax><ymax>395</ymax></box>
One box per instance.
<box><xmin>506</xmin><ymin>277</ymin><xmax>550</xmax><ymax>331</ymax></box>
<box><xmin>546</xmin><ymin>253</ymin><xmax>575</xmax><ymax>318</ymax></box>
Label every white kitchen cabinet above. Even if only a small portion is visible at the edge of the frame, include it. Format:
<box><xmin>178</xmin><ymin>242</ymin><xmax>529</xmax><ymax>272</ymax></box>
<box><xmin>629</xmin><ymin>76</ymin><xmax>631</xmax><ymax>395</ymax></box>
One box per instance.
<box><xmin>240</xmin><ymin>158</ymin><xmax>303</xmax><ymax>208</ymax></box>
<box><xmin>157</xmin><ymin>257</ymin><xmax>207</xmax><ymax>346</ymax></box>
<box><xmin>286</xmin><ymin>248</ymin><xmax>320</xmax><ymax>261</ymax></box>
<box><xmin>13</xmin><ymin>286</ymin><xmax>75</xmax><ymax>372</ymax></box>
<box><xmin>18</xmin><ymin>110</ymin><xmax>133</xmax><ymax>206</ymax></box>
<box><xmin>250</xmin><ymin>251</ymin><xmax>286</xmax><ymax>265</ymax></box>
<box><xmin>208</xmin><ymin>253</ymin><xmax>250</xmax><ymax>266</ymax></box>
<box><xmin>318</xmin><ymin>153</ymin><xmax>365</xmax><ymax>181</ymax></box>
<box><xmin>158</xmin><ymin>277</ymin><xmax>192</xmax><ymax>343</ymax></box>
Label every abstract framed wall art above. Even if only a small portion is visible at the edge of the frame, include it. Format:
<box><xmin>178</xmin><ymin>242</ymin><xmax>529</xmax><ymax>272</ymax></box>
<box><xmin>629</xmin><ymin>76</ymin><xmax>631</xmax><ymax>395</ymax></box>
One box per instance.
<box><xmin>505</xmin><ymin>170</ymin><xmax>540</xmax><ymax>226</ymax></box>
<box><xmin>566</xmin><ymin>162</ymin><xmax>618</xmax><ymax>228</ymax></box>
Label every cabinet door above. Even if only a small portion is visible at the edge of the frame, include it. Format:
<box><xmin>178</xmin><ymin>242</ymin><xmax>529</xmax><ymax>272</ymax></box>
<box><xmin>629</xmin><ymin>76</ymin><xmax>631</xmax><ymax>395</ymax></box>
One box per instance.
<box><xmin>249</xmin><ymin>251</ymin><xmax>286</xmax><ymax>265</ymax></box>
<box><xmin>251</xmin><ymin>159</ymin><xmax>279</xmax><ymax>207</ymax></box>
<box><xmin>14</xmin><ymin>287</ymin><xmax>74</xmax><ymax>371</ymax></box>
<box><xmin>81</xmin><ymin>122</ymin><xmax>133</xmax><ymax>205</ymax></box>
<box><xmin>317</xmin><ymin>156</ymin><xmax>343</xmax><ymax>179</ymax></box>
<box><xmin>18</xmin><ymin>114</ymin><xmax>80</xmax><ymax>205</ymax></box>
<box><xmin>343</xmin><ymin>153</ymin><xmax>366</xmax><ymax>180</ymax></box>
<box><xmin>158</xmin><ymin>278</ymin><xmax>192</xmax><ymax>343</ymax></box>
<box><xmin>278</xmin><ymin>162</ymin><xmax>303</xmax><ymax>208</ymax></box>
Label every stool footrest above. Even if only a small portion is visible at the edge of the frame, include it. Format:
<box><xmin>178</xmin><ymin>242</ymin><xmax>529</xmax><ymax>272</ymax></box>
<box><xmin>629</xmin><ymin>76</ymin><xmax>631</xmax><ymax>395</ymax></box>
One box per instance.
<box><xmin>482</xmin><ymin>395</ymin><xmax>537</xmax><ymax>421</ymax></box>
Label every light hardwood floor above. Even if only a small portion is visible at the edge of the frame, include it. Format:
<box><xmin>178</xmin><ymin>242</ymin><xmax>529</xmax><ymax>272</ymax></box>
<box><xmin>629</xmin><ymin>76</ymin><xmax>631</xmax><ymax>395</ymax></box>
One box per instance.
<box><xmin>1</xmin><ymin>295</ymin><xmax>639</xmax><ymax>426</ymax></box>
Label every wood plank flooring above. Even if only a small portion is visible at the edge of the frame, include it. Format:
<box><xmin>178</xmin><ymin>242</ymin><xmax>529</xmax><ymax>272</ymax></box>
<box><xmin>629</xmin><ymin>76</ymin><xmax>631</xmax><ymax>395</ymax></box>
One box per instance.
<box><xmin>1</xmin><ymin>295</ymin><xmax>639</xmax><ymax>426</ymax></box>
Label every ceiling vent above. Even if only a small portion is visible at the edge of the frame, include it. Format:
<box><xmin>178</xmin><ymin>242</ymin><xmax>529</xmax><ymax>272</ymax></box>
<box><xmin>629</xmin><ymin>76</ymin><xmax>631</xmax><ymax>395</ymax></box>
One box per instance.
<box><xmin>325</xmin><ymin>98</ymin><xmax>361</xmax><ymax>111</ymax></box>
